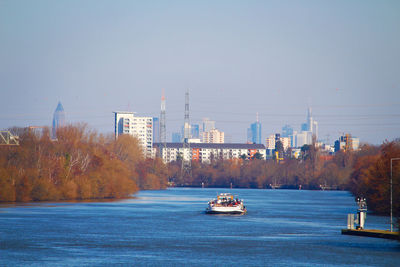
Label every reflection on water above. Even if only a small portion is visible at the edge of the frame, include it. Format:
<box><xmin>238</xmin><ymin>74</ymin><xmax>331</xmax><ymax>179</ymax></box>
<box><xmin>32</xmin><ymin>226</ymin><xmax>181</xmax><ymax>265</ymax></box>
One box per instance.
<box><xmin>0</xmin><ymin>188</ymin><xmax>399</xmax><ymax>266</ymax></box>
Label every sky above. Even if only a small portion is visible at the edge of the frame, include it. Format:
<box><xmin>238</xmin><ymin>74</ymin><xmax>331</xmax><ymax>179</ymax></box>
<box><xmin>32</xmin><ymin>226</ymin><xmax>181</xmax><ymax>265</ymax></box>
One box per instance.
<box><xmin>1</xmin><ymin>0</ymin><xmax>399</xmax><ymax>145</ymax></box>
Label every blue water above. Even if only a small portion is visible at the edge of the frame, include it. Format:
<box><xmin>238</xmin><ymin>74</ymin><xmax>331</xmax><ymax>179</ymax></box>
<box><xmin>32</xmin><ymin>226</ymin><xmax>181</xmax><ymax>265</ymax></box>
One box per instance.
<box><xmin>0</xmin><ymin>188</ymin><xmax>399</xmax><ymax>266</ymax></box>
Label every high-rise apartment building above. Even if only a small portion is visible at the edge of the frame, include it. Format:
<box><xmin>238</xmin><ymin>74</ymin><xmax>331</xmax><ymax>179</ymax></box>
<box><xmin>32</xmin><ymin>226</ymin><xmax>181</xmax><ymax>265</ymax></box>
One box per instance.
<box><xmin>266</xmin><ymin>133</ymin><xmax>291</xmax><ymax>151</ymax></box>
<box><xmin>265</xmin><ymin>134</ymin><xmax>275</xmax><ymax>149</ymax></box>
<box><xmin>202</xmin><ymin>129</ymin><xmax>225</xmax><ymax>143</ymax></box>
<box><xmin>114</xmin><ymin>111</ymin><xmax>153</xmax><ymax>158</ymax></box>
<box><xmin>280</xmin><ymin>137</ymin><xmax>291</xmax><ymax>151</ymax></box>
<box><xmin>52</xmin><ymin>101</ymin><xmax>66</xmax><ymax>139</ymax></box>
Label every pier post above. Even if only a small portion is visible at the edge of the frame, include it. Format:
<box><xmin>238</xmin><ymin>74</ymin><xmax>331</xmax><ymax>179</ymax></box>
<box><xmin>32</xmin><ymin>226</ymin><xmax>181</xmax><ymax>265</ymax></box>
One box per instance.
<box><xmin>347</xmin><ymin>214</ymin><xmax>355</xmax><ymax>229</ymax></box>
<box><xmin>356</xmin><ymin>197</ymin><xmax>367</xmax><ymax>230</ymax></box>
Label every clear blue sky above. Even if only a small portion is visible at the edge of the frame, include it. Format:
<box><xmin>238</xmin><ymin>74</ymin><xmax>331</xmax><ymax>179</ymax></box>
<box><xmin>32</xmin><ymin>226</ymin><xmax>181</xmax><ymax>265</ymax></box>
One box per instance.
<box><xmin>1</xmin><ymin>0</ymin><xmax>399</xmax><ymax>144</ymax></box>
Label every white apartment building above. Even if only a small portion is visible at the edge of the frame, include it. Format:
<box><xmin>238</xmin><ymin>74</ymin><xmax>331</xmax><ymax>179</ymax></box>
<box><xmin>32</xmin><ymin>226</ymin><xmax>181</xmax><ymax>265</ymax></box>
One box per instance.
<box><xmin>154</xmin><ymin>143</ymin><xmax>266</xmax><ymax>164</ymax></box>
<box><xmin>202</xmin><ymin>129</ymin><xmax>225</xmax><ymax>143</ymax></box>
<box><xmin>265</xmin><ymin>134</ymin><xmax>275</xmax><ymax>150</ymax></box>
<box><xmin>114</xmin><ymin>111</ymin><xmax>154</xmax><ymax>158</ymax></box>
<box><xmin>280</xmin><ymin>137</ymin><xmax>291</xmax><ymax>151</ymax></box>
<box><xmin>291</xmin><ymin>131</ymin><xmax>313</xmax><ymax>148</ymax></box>
<box><xmin>265</xmin><ymin>134</ymin><xmax>290</xmax><ymax>150</ymax></box>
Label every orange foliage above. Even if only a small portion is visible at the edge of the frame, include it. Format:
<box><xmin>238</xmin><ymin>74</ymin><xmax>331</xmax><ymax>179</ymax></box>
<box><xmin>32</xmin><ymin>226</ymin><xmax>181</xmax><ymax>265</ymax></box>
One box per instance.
<box><xmin>349</xmin><ymin>141</ymin><xmax>400</xmax><ymax>216</ymax></box>
<box><xmin>0</xmin><ymin>124</ymin><xmax>167</xmax><ymax>202</ymax></box>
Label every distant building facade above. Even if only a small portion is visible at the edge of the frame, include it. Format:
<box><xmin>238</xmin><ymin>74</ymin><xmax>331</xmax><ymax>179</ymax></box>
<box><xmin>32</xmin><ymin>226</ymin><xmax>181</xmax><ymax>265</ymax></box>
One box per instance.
<box><xmin>289</xmin><ymin>107</ymin><xmax>318</xmax><ymax>148</ymax></box>
<box><xmin>281</xmin><ymin>125</ymin><xmax>293</xmax><ymax>138</ymax></box>
<box><xmin>202</xmin><ymin>118</ymin><xmax>216</xmax><ymax>133</ymax></box>
<box><xmin>334</xmin><ymin>134</ymin><xmax>359</xmax><ymax>152</ymax></box>
<box><xmin>52</xmin><ymin>101</ymin><xmax>66</xmax><ymax>139</ymax></box>
<box><xmin>114</xmin><ymin>111</ymin><xmax>154</xmax><ymax>158</ymax></box>
<box><xmin>305</xmin><ymin>107</ymin><xmax>318</xmax><ymax>139</ymax></box>
<box><xmin>154</xmin><ymin>143</ymin><xmax>266</xmax><ymax>163</ymax></box>
<box><xmin>191</xmin><ymin>124</ymin><xmax>200</xmax><ymax>139</ymax></box>
<box><xmin>265</xmin><ymin>133</ymin><xmax>291</xmax><ymax>158</ymax></box>
<box><xmin>265</xmin><ymin>134</ymin><xmax>275</xmax><ymax>150</ymax></box>
<box><xmin>202</xmin><ymin>129</ymin><xmax>225</xmax><ymax>143</ymax></box>
<box><xmin>291</xmin><ymin>131</ymin><xmax>312</xmax><ymax>148</ymax></box>
<box><xmin>280</xmin><ymin>137</ymin><xmax>291</xmax><ymax>151</ymax></box>
<box><xmin>248</xmin><ymin>121</ymin><xmax>262</xmax><ymax>144</ymax></box>
<box><xmin>172</xmin><ymin>132</ymin><xmax>182</xmax><ymax>143</ymax></box>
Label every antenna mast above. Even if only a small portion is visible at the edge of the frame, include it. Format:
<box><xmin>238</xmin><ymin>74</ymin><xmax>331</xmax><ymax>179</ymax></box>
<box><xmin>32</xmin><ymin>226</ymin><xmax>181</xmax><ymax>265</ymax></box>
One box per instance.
<box><xmin>181</xmin><ymin>89</ymin><xmax>192</xmax><ymax>183</ymax></box>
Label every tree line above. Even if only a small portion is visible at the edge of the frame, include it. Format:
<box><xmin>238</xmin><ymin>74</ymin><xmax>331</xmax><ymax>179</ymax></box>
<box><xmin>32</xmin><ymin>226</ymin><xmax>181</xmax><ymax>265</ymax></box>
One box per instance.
<box><xmin>0</xmin><ymin>124</ymin><xmax>167</xmax><ymax>202</ymax></box>
<box><xmin>168</xmin><ymin>139</ymin><xmax>400</xmax><ymax>220</ymax></box>
<box><xmin>1</xmin><ymin>124</ymin><xmax>399</xmax><ymax>227</ymax></box>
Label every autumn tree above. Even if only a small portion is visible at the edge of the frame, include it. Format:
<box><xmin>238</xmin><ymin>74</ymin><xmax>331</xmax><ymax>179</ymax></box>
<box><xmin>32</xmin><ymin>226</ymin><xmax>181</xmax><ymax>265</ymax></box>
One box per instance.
<box><xmin>0</xmin><ymin>124</ymin><xmax>168</xmax><ymax>202</ymax></box>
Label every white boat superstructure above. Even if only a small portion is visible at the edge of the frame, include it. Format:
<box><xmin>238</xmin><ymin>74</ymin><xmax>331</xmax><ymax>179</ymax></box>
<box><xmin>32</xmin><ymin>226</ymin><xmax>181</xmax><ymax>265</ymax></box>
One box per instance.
<box><xmin>206</xmin><ymin>193</ymin><xmax>246</xmax><ymax>214</ymax></box>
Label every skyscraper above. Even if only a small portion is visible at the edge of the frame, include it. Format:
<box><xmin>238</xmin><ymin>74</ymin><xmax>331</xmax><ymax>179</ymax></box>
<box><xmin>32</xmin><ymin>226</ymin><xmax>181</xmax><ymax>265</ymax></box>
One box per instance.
<box><xmin>306</xmin><ymin>107</ymin><xmax>318</xmax><ymax>139</ymax></box>
<box><xmin>172</xmin><ymin>132</ymin><xmax>182</xmax><ymax>143</ymax></box>
<box><xmin>191</xmin><ymin>124</ymin><xmax>200</xmax><ymax>139</ymax></box>
<box><xmin>282</xmin><ymin>124</ymin><xmax>293</xmax><ymax>137</ymax></box>
<box><xmin>52</xmin><ymin>101</ymin><xmax>66</xmax><ymax>139</ymax></box>
<box><xmin>202</xmin><ymin>118</ymin><xmax>216</xmax><ymax>132</ymax></box>
<box><xmin>248</xmin><ymin>118</ymin><xmax>262</xmax><ymax>144</ymax></box>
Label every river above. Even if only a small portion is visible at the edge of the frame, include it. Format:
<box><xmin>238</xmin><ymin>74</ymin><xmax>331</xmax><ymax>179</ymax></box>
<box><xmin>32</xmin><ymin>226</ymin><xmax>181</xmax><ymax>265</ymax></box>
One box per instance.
<box><xmin>0</xmin><ymin>188</ymin><xmax>399</xmax><ymax>266</ymax></box>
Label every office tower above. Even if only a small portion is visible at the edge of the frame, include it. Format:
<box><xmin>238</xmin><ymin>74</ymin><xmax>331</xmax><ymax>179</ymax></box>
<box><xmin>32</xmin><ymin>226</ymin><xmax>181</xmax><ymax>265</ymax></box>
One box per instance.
<box><xmin>52</xmin><ymin>101</ymin><xmax>66</xmax><ymax>139</ymax></box>
<box><xmin>282</xmin><ymin>125</ymin><xmax>293</xmax><ymax>138</ymax></box>
<box><xmin>172</xmin><ymin>132</ymin><xmax>182</xmax><ymax>142</ymax></box>
<box><xmin>301</xmin><ymin>123</ymin><xmax>308</xmax><ymax>132</ymax></box>
<box><xmin>202</xmin><ymin>118</ymin><xmax>216</xmax><ymax>132</ymax></box>
<box><xmin>191</xmin><ymin>124</ymin><xmax>200</xmax><ymax>139</ymax></box>
<box><xmin>248</xmin><ymin>114</ymin><xmax>262</xmax><ymax>144</ymax></box>
<box><xmin>305</xmin><ymin>107</ymin><xmax>318</xmax><ymax>139</ymax></box>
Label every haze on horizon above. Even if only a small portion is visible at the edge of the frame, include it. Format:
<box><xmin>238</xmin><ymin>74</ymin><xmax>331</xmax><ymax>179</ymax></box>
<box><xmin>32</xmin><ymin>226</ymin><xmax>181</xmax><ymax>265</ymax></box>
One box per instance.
<box><xmin>1</xmin><ymin>0</ymin><xmax>399</xmax><ymax>145</ymax></box>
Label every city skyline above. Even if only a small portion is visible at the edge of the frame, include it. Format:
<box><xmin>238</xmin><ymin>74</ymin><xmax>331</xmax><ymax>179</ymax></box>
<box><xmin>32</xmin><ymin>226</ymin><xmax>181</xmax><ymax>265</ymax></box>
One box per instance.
<box><xmin>1</xmin><ymin>1</ymin><xmax>399</xmax><ymax>145</ymax></box>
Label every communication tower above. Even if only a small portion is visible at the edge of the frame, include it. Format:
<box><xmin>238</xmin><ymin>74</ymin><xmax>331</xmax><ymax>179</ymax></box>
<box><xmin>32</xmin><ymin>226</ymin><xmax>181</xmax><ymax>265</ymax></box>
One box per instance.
<box><xmin>181</xmin><ymin>89</ymin><xmax>192</xmax><ymax>182</ymax></box>
<box><xmin>0</xmin><ymin>131</ymin><xmax>19</xmax><ymax>146</ymax></box>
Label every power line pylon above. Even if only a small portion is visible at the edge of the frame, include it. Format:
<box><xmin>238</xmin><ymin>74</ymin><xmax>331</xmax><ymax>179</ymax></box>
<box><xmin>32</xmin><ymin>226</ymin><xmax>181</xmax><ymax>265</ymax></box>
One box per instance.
<box><xmin>0</xmin><ymin>131</ymin><xmax>19</xmax><ymax>146</ymax></box>
<box><xmin>181</xmin><ymin>89</ymin><xmax>192</xmax><ymax>184</ymax></box>
<box><xmin>160</xmin><ymin>89</ymin><xmax>167</xmax><ymax>159</ymax></box>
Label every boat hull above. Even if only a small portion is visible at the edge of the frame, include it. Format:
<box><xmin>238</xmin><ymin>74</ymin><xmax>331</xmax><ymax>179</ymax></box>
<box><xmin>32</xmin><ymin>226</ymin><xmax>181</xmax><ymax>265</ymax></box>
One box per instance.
<box><xmin>205</xmin><ymin>193</ymin><xmax>247</xmax><ymax>215</ymax></box>
<box><xmin>205</xmin><ymin>206</ymin><xmax>246</xmax><ymax>215</ymax></box>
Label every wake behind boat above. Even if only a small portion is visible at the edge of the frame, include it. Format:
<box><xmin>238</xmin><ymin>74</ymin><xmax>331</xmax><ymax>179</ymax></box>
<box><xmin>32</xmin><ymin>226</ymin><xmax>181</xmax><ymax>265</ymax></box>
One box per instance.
<box><xmin>205</xmin><ymin>193</ymin><xmax>247</xmax><ymax>215</ymax></box>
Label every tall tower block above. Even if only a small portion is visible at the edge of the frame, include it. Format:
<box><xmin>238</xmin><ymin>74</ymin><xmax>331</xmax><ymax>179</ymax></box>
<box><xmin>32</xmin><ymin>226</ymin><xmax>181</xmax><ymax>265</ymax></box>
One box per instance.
<box><xmin>52</xmin><ymin>101</ymin><xmax>66</xmax><ymax>139</ymax></box>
